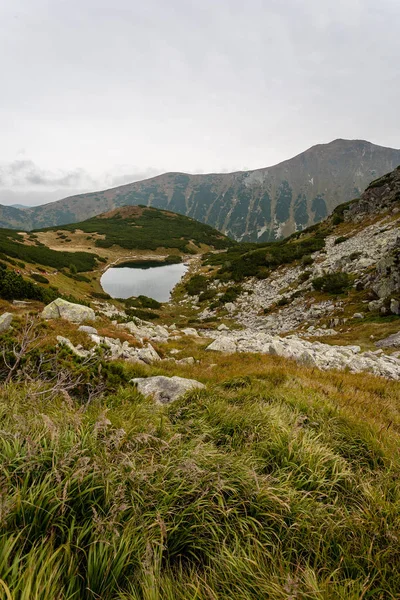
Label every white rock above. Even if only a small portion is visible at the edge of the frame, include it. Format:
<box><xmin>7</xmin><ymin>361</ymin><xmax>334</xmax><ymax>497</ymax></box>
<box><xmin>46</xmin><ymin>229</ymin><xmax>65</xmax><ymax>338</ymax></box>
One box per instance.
<box><xmin>42</xmin><ymin>298</ymin><xmax>96</xmax><ymax>323</ymax></box>
<box><xmin>136</xmin><ymin>343</ymin><xmax>161</xmax><ymax>364</ymax></box>
<box><xmin>0</xmin><ymin>312</ymin><xmax>13</xmax><ymax>333</ymax></box>
<box><xmin>57</xmin><ymin>336</ymin><xmax>90</xmax><ymax>358</ymax></box>
<box><xmin>78</xmin><ymin>325</ymin><xmax>98</xmax><ymax>335</ymax></box>
<box><xmin>131</xmin><ymin>375</ymin><xmax>205</xmax><ymax>404</ymax></box>
<box><xmin>217</xmin><ymin>323</ymin><xmax>229</xmax><ymax>331</ymax></box>
<box><xmin>206</xmin><ymin>337</ymin><xmax>237</xmax><ymax>353</ymax></box>
<box><xmin>182</xmin><ymin>327</ymin><xmax>199</xmax><ymax>337</ymax></box>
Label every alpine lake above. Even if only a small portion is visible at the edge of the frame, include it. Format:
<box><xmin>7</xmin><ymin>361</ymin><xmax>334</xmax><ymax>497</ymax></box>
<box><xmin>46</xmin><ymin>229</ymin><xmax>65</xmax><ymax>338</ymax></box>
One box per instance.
<box><xmin>100</xmin><ymin>260</ymin><xmax>188</xmax><ymax>303</ymax></box>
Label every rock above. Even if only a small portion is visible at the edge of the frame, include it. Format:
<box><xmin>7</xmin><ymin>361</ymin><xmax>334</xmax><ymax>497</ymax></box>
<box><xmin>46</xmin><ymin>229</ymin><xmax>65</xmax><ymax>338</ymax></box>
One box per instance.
<box><xmin>181</xmin><ymin>327</ymin><xmax>199</xmax><ymax>337</ymax></box>
<box><xmin>375</xmin><ymin>332</ymin><xmax>400</xmax><ymax>348</ymax></box>
<box><xmin>131</xmin><ymin>375</ymin><xmax>205</xmax><ymax>404</ymax></box>
<box><xmin>217</xmin><ymin>323</ymin><xmax>229</xmax><ymax>331</ymax></box>
<box><xmin>42</xmin><ymin>298</ymin><xmax>96</xmax><ymax>323</ymax></box>
<box><xmin>170</xmin><ymin>349</ymin><xmax>180</xmax><ymax>355</ymax></box>
<box><xmin>352</xmin><ymin>312</ymin><xmax>364</xmax><ymax>319</ymax></box>
<box><xmin>368</xmin><ymin>299</ymin><xmax>383</xmax><ymax>312</ymax></box>
<box><xmin>78</xmin><ymin>325</ymin><xmax>98</xmax><ymax>335</ymax></box>
<box><xmin>390</xmin><ymin>299</ymin><xmax>400</xmax><ymax>315</ymax></box>
<box><xmin>206</xmin><ymin>336</ymin><xmax>237</xmax><ymax>353</ymax></box>
<box><xmin>57</xmin><ymin>336</ymin><xmax>90</xmax><ymax>358</ymax></box>
<box><xmin>176</xmin><ymin>356</ymin><xmax>196</xmax><ymax>365</ymax></box>
<box><xmin>136</xmin><ymin>343</ymin><xmax>161</xmax><ymax>365</ymax></box>
<box><xmin>0</xmin><ymin>312</ymin><xmax>13</xmax><ymax>333</ymax></box>
<box><xmin>225</xmin><ymin>302</ymin><xmax>236</xmax><ymax>313</ymax></box>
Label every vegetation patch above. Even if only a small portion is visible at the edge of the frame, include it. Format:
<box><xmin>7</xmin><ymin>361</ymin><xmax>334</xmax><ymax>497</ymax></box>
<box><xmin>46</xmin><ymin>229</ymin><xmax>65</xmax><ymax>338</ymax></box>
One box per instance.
<box><xmin>312</xmin><ymin>271</ymin><xmax>352</xmax><ymax>295</ymax></box>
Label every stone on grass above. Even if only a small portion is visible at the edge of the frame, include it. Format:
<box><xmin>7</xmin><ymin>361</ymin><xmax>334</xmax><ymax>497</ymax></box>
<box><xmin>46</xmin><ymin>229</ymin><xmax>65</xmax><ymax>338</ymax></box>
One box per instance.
<box><xmin>0</xmin><ymin>312</ymin><xmax>13</xmax><ymax>333</ymax></box>
<box><xmin>131</xmin><ymin>375</ymin><xmax>205</xmax><ymax>404</ymax></box>
<box><xmin>42</xmin><ymin>298</ymin><xmax>95</xmax><ymax>323</ymax></box>
<box><xmin>375</xmin><ymin>332</ymin><xmax>400</xmax><ymax>349</ymax></box>
<box><xmin>206</xmin><ymin>336</ymin><xmax>237</xmax><ymax>353</ymax></box>
<box><xmin>78</xmin><ymin>325</ymin><xmax>98</xmax><ymax>335</ymax></box>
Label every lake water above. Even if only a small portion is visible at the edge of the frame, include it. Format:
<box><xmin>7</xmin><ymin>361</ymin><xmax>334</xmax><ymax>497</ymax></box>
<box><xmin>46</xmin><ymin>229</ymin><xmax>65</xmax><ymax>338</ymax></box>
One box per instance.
<box><xmin>100</xmin><ymin>263</ymin><xmax>188</xmax><ymax>302</ymax></box>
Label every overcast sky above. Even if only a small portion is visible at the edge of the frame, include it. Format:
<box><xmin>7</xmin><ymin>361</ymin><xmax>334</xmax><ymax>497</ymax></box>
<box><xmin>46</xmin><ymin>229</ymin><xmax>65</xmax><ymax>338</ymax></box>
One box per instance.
<box><xmin>1</xmin><ymin>0</ymin><xmax>400</xmax><ymax>205</ymax></box>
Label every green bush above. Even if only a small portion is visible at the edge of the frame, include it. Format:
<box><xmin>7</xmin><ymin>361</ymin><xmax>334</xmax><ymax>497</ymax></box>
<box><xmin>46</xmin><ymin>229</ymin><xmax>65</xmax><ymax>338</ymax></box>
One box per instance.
<box><xmin>219</xmin><ymin>285</ymin><xmax>243</xmax><ymax>304</ymax></box>
<box><xmin>185</xmin><ymin>274</ymin><xmax>208</xmax><ymax>296</ymax></box>
<box><xmin>312</xmin><ymin>272</ymin><xmax>351</xmax><ymax>295</ymax></box>
<box><xmin>334</xmin><ymin>236</ymin><xmax>348</xmax><ymax>245</ymax></box>
<box><xmin>125</xmin><ymin>295</ymin><xmax>161</xmax><ymax>310</ymax></box>
<box><xmin>31</xmin><ymin>273</ymin><xmax>49</xmax><ymax>284</ymax></box>
<box><xmin>301</xmin><ymin>254</ymin><xmax>313</xmax><ymax>266</ymax></box>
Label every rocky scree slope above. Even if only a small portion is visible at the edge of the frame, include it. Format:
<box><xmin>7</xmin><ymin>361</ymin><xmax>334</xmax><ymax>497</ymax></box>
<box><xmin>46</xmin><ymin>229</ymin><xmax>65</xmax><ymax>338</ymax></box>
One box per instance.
<box><xmin>179</xmin><ymin>167</ymin><xmax>400</xmax><ymax>379</ymax></box>
<box><xmin>1</xmin><ymin>139</ymin><xmax>400</xmax><ymax>241</ymax></box>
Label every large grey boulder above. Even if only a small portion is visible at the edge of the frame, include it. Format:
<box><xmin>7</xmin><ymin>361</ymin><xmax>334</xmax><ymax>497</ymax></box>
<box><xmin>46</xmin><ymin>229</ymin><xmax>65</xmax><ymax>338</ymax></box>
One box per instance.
<box><xmin>131</xmin><ymin>375</ymin><xmax>205</xmax><ymax>404</ymax></box>
<box><xmin>0</xmin><ymin>312</ymin><xmax>13</xmax><ymax>333</ymax></box>
<box><xmin>78</xmin><ymin>325</ymin><xmax>98</xmax><ymax>335</ymax></box>
<box><xmin>206</xmin><ymin>336</ymin><xmax>237</xmax><ymax>353</ymax></box>
<box><xmin>42</xmin><ymin>298</ymin><xmax>96</xmax><ymax>323</ymax></box>
<box><xmin>375</xmin><ymin>331</ymin><xmax>400</xmax><ymax>348</ymax></box>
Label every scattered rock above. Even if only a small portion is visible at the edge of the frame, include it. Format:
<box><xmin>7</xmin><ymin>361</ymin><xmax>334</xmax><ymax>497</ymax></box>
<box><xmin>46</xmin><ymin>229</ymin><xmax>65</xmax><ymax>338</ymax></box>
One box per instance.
<box><xmin>136</xmin><ymin>343</ymin><xmax>161</xmax><ymax>365</ymax></box>
<box><xmin>42</xmin><ymin>298</ymin><xmax>96</xmax><ymax>323</ymax></box>
<box><xmin>176</xmin><ymin>356</ymin><xmax>196</xmax><ymax>365</ymax></box>
<box><xmin>390</xmin><ymin>299</ymin><xmax>400</xmax><ymax>315</ymax></box>
<box><xmin>375</xmin><ymin>331</ymin><xmax>400</xmax><ymax>349</ymax></box>
<box><xmin>224</xmin><ymin>302</ymin><xmax>236</xmax><ymax>314</ymax></box>
<box><xmin>57</xmin><ymin>336</ymin><xmax>90</xmax><ymax>358</ymax></box>
<box><xmin>206</xmin><ymin>336</ymin><xmax>237</xmax><ymax>353</ymax></box>
<box><xmin>78</xmin><ymin>325</ymin><xmax>98</xmax><ymax>335</ymax></box>
<box><xmin>181</xmin><ymin>327</ymin><xmax>199</xmax><ymax>337</ymax></box>
<box><xmin>352</xmin><ymin>312</ymin><xmax>364</xmax><ymax>319</ymax></box>
<box><xmin>0</xmin><ymin>312</ymin><xmax>13</xmax><ymax>333</ymax></box>
<box><xmin>131</xmin><ymin>375</ymin><xmax>205</xmax><ymax>404</ymax></box>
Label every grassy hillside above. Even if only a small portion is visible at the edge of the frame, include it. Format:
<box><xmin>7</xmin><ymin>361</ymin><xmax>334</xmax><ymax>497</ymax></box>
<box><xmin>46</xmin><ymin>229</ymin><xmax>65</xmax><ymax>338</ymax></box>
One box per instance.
<box><xmin>0</xmin><ymin>313</ymin><xmax>399</xmax><ymax>599</ymax></box>
<box><xmin>40</xmin><ymin>205</ymin><xmax>233</xmax><ymax>252</ymax></box>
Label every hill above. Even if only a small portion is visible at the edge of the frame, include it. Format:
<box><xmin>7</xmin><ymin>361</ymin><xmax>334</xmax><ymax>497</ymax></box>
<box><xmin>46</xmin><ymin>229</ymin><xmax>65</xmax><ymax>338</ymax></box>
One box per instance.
<box><xmin>0</xmin><ymin>205</ymin><xmax>232</xmax><ymax>305</ymax></box>
<box><xmin>38</xmin><ymin>205</ymin><xmax>233</xmax><ymax>253</ymax></box>
<box><xmin>1</xmin><ymin>139</ymin><xmax>400</xmax><ymax>241</ymax></box>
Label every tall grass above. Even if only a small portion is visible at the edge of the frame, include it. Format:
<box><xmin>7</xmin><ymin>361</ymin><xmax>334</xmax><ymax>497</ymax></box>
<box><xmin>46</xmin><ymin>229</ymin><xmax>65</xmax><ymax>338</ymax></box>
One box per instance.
<box><xmin>0</xmin><ymin>353</ymin><xmax>399</xmax><ymax>599</ymax></box>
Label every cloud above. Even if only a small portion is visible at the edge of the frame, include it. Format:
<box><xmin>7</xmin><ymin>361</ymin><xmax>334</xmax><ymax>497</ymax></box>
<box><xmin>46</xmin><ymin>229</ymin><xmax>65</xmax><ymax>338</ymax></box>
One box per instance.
<box><xmin>0</xmin><ymin>159</ymin><xmax>166</xmax><ymax>193</ymax></box>
<box><xmin>0</xmin><ymin>159</ymin><xmax>96</xmax><ymax>189</ymax></box>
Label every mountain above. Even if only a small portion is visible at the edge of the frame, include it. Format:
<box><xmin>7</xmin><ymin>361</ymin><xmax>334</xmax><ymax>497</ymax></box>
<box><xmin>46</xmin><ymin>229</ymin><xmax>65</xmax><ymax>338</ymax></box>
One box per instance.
<box><xmin>1</xmin><ymin>139</ymin><xmax>400</xmax><ymax>240</ymax></box>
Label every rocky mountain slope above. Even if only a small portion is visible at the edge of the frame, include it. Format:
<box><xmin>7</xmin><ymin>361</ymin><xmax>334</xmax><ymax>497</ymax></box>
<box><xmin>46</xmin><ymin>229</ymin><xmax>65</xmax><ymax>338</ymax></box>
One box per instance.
<box><xmin>1</xmin><ymin>139</ymin><xmax>400</xmax><ymax>240</ymax></box>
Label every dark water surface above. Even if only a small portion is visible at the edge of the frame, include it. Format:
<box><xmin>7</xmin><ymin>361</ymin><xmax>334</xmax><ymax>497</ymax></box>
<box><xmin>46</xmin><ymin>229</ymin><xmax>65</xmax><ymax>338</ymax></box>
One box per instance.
<box><xmin>100</xmin><ymin>263</ymin><xmax>188</xmax><ymax>302</ymax></box>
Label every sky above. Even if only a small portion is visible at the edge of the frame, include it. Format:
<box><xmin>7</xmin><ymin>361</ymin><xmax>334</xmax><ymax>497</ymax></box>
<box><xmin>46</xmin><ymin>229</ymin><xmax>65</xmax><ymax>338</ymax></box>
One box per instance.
<box><xmin>1</xmin><ymin>0</ymin><xmax>400</xmax><ymax>206</ymax></box>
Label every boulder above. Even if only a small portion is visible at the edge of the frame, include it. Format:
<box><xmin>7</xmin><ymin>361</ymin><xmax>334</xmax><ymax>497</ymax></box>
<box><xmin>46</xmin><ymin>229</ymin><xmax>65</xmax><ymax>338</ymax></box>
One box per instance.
<box><xmin>57</xmin><ymin>336</ymin><xmax>90</xmax><ymax>358</ymax></box>
<box><xmin>375</xmin><ymin>332</ymin><xmax>400</xmax><ymax>348</ymax></box>
<box><xmin>42</xmin><ymin>298</ymin><xmax>96</xmax><ymax>323</ymax></box>
<box><xmin>206</xmin><ymin>336</ymin><xmax>237</xmax><ymax>353</ymax></box>
<box><xmin>131</xmin><ymin>375</ymin><xmax>205</xmax><ymax>404</ymax></box>
<box><xmin>352</xmin><ymin>312</ymin><xmax>364</xmax><ymax>319</ymax></box>
<box><xmin>181</xmin><ymin>327</ymin><xmax>199</xmax><ymax>337</ymax></box>
<box><xmin>136</xmin><ymin>343</ymin><xmax>161</xmax><ymax>365</ymax></box>
<box><xmin>0</xmin><ymin>312</ymin><xmax>13</xmax><ymax>333</ymax></box>
<box><xmin>390</xmin><ymin>299</ymin><xmax>400</xmax><ymax>315</ymax></box>
<box><xmin>217</xmin><ymin>323</ymin><xmax>229</xmax><ymax>331</ymax></box>
<box><xmin>78</xmin><ymin>325</ymin><xmax>98</xmax><ymax>335</ymax></box>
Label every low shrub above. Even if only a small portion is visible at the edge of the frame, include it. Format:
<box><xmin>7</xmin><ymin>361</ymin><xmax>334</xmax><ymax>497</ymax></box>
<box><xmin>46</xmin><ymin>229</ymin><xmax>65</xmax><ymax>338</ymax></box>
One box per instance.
<box><xmin>312</xmin><ymin>272</ymin><xmax>351</xmax><ymax>295</ymax></box>
<box><xmin>31</xmin><ymin>273</ymin><xmax>49</xmax><ymax>284</ymax></box>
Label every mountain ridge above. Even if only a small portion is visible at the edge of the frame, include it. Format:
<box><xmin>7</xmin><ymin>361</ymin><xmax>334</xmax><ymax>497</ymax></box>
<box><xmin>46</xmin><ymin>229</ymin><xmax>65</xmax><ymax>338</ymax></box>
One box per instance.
<box><xmin>1</xmin><ymin>138</ymin><xmax>400</xmax><ymax>239</ymax></box>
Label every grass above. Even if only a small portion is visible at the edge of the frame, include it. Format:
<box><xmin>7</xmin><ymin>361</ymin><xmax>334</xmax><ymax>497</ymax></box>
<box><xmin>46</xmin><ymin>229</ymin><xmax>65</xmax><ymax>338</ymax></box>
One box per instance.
<box><xmin>0</xmin><ymin>317</ymin><xmax>399</xmax><ymax>599</ymax></box>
